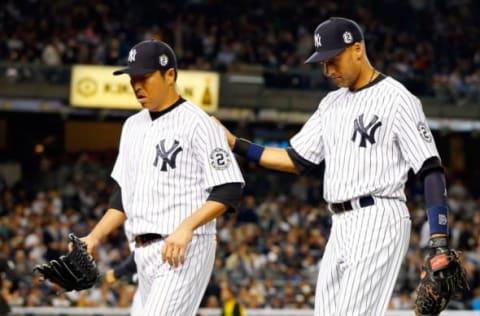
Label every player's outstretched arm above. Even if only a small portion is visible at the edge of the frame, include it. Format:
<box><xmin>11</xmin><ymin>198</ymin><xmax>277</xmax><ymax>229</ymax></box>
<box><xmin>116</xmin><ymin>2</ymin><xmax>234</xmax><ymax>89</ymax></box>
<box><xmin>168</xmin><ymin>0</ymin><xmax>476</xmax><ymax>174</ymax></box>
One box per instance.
<box><xmin>211</xmin><ymin>116</ymin><xmax>298</xmax><ymax>174</ymax></box>
<box><xmin>211</xmin><ymin>116</ymin><xmax>237</xmax><ymax>149</ymax></box>
<box><xmin>253</xmin><ymin>146</ymin><xmax>298</xmax><ymax>174</ymax></box>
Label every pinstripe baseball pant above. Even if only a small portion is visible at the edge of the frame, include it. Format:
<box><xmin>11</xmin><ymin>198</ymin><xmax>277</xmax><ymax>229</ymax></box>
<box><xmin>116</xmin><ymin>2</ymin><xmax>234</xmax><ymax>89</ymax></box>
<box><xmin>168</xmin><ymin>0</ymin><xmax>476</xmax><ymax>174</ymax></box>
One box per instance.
<box><xmin>134</xmin><ymin>235</ymin><xmax>216</xmax><ymax>316</ymax></box>
<box><xmin>315</xmin><ymin>198</ymin><xmax>411</xmax><ymax>316</ymax></box>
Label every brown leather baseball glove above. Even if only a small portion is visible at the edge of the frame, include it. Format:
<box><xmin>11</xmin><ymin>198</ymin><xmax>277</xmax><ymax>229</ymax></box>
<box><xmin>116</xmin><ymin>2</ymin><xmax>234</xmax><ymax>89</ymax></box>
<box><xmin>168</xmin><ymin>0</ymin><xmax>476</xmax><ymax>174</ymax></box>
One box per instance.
<box><xmin>414</xmin><ymin>237</ymin><xmax>469</xmax><ymax>315</ymax></box>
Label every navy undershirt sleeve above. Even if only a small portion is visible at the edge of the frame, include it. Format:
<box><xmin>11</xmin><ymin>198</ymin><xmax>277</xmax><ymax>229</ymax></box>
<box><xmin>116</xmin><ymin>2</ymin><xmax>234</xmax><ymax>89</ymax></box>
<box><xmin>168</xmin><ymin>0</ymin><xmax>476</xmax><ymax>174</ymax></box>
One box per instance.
<box><xmin>207</xmin><ymin>182</ymin><xmax>243</xmax><ymax>213</ymax></box>
<box><xmin>286</xmin><ymin>147</ymin><xmax>321</xmax><ymax>175</ymax></box>
<box><xmin>109</xmin><ymin>182</ymin><xmax>124</xmax><ymax>212</ymax></box>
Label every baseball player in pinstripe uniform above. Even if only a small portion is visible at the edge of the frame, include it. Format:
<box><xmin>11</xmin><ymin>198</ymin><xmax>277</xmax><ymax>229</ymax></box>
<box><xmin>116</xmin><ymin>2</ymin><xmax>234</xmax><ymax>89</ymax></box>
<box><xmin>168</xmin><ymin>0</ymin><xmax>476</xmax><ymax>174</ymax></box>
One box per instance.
<box><xmin>79</xmin><ymin>39</ymin><xmax>245</xmax><ymax>316</ymax></box>
<box><xmin>215</xmin><ymin>17</ymin><xmax>455</xmax><ymax>315</ymax></box>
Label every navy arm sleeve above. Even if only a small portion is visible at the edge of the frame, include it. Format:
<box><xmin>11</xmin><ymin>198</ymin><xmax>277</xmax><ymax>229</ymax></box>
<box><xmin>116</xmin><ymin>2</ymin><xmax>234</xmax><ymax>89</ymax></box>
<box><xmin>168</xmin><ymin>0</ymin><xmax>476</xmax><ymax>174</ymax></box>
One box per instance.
<box><xmin>113</xmin><ymin>252</ymin><xmax>137</xmax><ymax>278</ymax></box>
<box><xmin>418</xmin><ymin>157</ymin><xmax>449</xmax><ymax>235</ymax></box>
<box><xmin>207</xmin><ymin>182</ymin><xmax>243</xmax><ymax>213</ymax></box>
<box><xmin>424</xmin><ymin>170</ymin><xmax>448</xmax><ymax>209</ymax></box>
<box><xmin>417</xmin><ymin>157</ymin><xmax>447</xmax><ymax>208</ymax></box>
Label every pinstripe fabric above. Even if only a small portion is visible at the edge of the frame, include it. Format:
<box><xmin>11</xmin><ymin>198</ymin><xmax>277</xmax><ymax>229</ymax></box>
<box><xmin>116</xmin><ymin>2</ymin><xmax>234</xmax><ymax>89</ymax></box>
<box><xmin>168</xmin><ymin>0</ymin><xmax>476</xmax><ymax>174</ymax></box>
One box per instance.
<box><xmin>135</xmin><ymin>235</ymin><xmax>216</xmax><ymax>316</ymax></box>
<box><xmin>290</xmin><ymin>76</ymin><xmax>439</xmax><ymax>203</ymax></box>
<box><xmin>289</xmin><ymin>76</ymin><xmax>432</xmax><ymax>315</ymax></box>
<box><xmin>111</xmin><ymin>99</ymin><xmax>244</xmax><ymax>315</ymax></box>
<box><xmin>111</xmin><ymin>100</ymin><xmax>244</xmax><ymax>236</ymax></box>
<box><xmin>314</xmin><ymin>198</ymin><xmax>411</xmax><ymax>316</ymax></box>
<box><xmin>124</xmin><ymin>231</ymin><xmax>142</xmax><ymax>316</ymax></box>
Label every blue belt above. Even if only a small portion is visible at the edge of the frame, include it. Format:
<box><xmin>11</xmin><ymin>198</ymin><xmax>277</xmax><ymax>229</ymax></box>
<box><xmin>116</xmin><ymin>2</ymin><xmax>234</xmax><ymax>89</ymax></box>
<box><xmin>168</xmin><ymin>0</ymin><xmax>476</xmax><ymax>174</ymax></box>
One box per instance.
<box><xmin>329</xmin><ymin>195</ymin><xmax>374</xmax><ymax>213</ymax></box>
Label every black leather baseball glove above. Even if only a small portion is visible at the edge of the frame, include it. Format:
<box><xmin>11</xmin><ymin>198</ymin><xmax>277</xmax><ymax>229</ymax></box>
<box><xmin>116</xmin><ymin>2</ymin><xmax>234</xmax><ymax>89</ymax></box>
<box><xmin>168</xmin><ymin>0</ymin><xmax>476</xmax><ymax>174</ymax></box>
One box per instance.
<box><xmin>33</xmin><ymin>233</ymin><xmax>99</xmax><ymax>292</ymax></box>
<box><xmin>414</xmin><ymin>237</ymin><xmax>469</xmax><ymax>316</ymax></box>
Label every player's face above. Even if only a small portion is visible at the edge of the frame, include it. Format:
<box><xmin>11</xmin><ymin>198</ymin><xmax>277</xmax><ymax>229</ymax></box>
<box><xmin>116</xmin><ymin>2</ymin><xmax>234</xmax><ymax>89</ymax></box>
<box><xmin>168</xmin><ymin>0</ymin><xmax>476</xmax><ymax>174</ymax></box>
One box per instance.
<box><xmin>322</xmin><ymin>44</ymin><xmax>362</xmax><ymax>89</ymax></box>
<box><xmin>130</xmin><ymin>69</ymin><xmax>175</xmax><ymax>111</ymax></box>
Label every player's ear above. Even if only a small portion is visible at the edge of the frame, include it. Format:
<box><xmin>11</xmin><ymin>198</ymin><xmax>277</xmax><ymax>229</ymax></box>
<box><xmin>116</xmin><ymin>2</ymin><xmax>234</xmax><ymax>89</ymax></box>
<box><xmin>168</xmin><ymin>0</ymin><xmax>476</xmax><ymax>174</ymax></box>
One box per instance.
<box><xmin>352</xmin><ymin>42</ymin><xmax>363</xmax><ymax>60</ymax></box>
<box><xmin>165</xmin><ymin>68</ymin><xmax>177</xmax><ymax>84</ymax></box>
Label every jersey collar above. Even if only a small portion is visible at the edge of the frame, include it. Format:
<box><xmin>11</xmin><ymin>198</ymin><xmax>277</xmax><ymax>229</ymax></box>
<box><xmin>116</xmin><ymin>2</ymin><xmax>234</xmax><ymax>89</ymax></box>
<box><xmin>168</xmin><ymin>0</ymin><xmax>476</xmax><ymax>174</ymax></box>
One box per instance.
<box><xmin>149</xmin><ymin>97</ymin><xmax>185</xmax><ymax>120</ymax></box>
<box><xmin>349</xmin><ymin>73</ymin><xmax>386</xmax><ymax>93</ymax></box>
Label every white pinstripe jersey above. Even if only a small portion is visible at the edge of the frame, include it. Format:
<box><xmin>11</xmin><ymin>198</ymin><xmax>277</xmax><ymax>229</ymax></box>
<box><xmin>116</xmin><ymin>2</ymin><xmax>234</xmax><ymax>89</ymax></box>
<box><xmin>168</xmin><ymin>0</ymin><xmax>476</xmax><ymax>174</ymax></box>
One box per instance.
<box><xmin>111</xmin><ymin>99</ymin><xmax>244</xmax><ymax>236</ymax></box>
<box><xmin>290</xmin><ymin>75</ymin><xmax>439</xmax><ymax>203</ymax></box>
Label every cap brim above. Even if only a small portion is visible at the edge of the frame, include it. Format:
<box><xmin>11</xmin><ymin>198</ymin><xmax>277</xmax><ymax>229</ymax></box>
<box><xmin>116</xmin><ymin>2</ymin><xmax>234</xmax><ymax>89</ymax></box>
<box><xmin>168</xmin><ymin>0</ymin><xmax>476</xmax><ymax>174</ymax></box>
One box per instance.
<box><xmin>304</xmin><ymin>47</ymin><xmax>345</xmax><ymax>64</ymax></box>
<box><xmin>112</xmin><ymin>67</ymin><xmax>158</xmax><ymax>76</ymax></box>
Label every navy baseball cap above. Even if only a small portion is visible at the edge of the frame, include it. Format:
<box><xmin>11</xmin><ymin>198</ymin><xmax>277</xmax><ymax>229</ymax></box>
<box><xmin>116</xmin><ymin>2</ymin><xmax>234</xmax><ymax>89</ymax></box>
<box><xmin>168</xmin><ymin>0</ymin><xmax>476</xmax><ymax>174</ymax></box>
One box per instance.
<box><xmin>305</xmin><ymin>17</ymin><xmax>364</xmax><ymax>63</ymax></box>
<box><xmin>113</xmin><ymin>39</ymin><xmax>177</xmax><ymax>76</ymax></box>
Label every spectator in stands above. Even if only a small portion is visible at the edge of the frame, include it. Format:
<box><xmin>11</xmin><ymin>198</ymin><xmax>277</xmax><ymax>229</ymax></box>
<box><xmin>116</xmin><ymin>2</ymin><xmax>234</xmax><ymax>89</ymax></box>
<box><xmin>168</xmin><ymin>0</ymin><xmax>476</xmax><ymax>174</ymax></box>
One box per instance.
<box><xmin>220</xmin><ymin>286</ymin><xmax>246</xmax><ymax>316</ymax></box>
<box><xmin>2</xmin><ymin>0</ymin><xmax>480</xmax><ymax>102</ymax></box>
<box><xmin>0</xmin><ymin>256</ymin><xmax>13</xmax><ymax>315</ymax></box>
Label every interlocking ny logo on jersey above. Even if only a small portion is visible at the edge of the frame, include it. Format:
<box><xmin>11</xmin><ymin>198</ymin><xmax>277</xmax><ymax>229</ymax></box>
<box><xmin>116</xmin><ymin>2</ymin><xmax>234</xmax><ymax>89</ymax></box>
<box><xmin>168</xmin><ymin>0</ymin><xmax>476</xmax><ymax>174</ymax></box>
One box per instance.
<box><xmin>351</xmin><ymin>114</ymin><xmax>382</xmax><ymax>147</ymax></box>
<box><xmin>153</xmin><ymin>139</ymin><xmax>183</xmax><ymax>171</ymax></box>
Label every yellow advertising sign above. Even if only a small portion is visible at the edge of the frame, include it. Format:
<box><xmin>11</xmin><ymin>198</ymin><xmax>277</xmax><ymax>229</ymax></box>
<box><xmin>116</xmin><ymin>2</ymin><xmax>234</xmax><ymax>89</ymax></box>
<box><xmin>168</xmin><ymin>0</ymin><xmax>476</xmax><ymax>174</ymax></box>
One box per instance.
<box><xmin>70</xmin><ymin>65</ymin><xmax>219</xmax><ymax>112</ymax></box>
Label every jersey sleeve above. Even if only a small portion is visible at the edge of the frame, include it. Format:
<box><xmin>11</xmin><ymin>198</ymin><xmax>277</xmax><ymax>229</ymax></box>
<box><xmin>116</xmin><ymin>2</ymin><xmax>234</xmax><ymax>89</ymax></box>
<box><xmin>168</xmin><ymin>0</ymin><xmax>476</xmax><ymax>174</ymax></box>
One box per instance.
<box><xmin>111</xmin><ymin>119</ymin><xmax>130</xmax><ymax>189</ymax></box>
<box><xmin>289</xmin><ymin>104</ymin><xmax>325</xmax><ymax>164</ymax></box>
<box><xmin>393</xmin><ymin>94</ymin><xmax>440</xmax><ymax>174</ymax></box>
<box><xmin>192</xmin><ymin>117</ymin><xmax>245</xmax><ymax>190</ymax></box>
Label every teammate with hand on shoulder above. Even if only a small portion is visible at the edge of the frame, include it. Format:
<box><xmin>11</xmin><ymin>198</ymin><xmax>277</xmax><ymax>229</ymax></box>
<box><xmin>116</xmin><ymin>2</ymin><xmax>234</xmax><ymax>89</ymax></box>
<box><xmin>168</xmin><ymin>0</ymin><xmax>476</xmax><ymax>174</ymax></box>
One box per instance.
<box><xmin>215</xmin><ymin>17</ymin><xmax>467</xmax><ymax>316</ymax></box>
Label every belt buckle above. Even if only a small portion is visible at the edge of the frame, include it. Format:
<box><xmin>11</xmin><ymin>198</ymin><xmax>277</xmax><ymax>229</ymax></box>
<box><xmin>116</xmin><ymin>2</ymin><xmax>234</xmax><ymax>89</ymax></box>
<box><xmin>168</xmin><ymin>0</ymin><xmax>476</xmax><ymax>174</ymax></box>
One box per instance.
<box><xmin>135</xmin><ymin>236</ymin><xmax>142</xmax><ymax>245</ymax></box>
<box><xmin>135</xmin><ymin>235</ymin><xmax>150</xmax><ymax>246</ymax></box>
<box><xmin>328</xmin><ymin>203</ymin><xmax>335</xmax><ymax>213</ymax></box>
<box><xmin>330</xmin><ymin>202</ymin><xmax>344</xmax><ymax>213</ymax></box>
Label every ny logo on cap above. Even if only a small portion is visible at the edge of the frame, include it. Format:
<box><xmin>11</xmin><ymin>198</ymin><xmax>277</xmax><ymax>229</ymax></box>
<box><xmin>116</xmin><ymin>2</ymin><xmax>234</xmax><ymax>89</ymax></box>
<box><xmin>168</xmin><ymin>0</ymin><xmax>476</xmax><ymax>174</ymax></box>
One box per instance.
<box><xmin>128</xmin><ymin>49</ymin><xmax>137</xmax><ymax>62</ymax></box>
<box><xmin>314</xmin><ymin>34</ymin><xmax>322</xmax><ymax>48</ymax></box>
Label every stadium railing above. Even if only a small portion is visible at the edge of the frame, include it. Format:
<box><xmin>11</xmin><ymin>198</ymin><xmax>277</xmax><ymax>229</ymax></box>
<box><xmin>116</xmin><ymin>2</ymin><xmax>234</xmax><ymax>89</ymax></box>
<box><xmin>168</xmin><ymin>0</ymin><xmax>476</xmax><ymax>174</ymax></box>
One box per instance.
<box><xmin>10</xmin><ymin>307</ymin><xmax>480</xmax><ymax>316</ymax></box>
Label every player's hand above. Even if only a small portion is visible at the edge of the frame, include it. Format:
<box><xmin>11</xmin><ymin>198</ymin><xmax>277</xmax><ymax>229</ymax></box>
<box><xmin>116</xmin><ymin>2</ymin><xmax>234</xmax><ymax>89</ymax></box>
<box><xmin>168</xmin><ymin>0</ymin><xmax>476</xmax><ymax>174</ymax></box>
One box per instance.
<box><xmin>69</xmin><ymin>234</ymin><xmax>99</xmax><ymax>258</ymax></box>
<box><xmin>210</xmin><ymin>116</ymin><xmax>236</xmax><ymax>149</ymax></box>
<box><xmin>161</xmin><ymin>226</ymin><xmax>193</xmax><ymax>268</ymax></box>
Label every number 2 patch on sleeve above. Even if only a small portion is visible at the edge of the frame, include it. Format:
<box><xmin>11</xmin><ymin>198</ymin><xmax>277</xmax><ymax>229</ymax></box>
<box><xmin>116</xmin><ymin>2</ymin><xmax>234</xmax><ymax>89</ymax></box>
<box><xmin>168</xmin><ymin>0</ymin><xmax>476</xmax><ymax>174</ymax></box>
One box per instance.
<box><xmin>209</xmin><ymin>148</ymin><xmax>231</xmax><ymax>170</ymax></box>
<box><xmin>417</xmin><ymin>122</ymin><xmax>433</xmax><ymax>142</ymax></box>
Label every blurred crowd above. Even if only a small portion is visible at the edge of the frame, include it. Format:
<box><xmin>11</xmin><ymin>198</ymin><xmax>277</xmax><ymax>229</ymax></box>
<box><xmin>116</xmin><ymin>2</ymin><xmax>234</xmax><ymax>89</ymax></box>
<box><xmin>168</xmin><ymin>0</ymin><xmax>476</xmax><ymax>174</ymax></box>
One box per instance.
<box><xmin>0</xmin><ymin>149</ymin><xmax>479</xmax><ymax>311</ymax></box>
<box><xmin>1</xmin><ymin>0</ymin><xmax>480</xmax><ymax>104</ymax></box>
<box><xmin>2</xmin><ymin>0</ymin><xmax>480</xmax><ymax>311</ymax></box>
